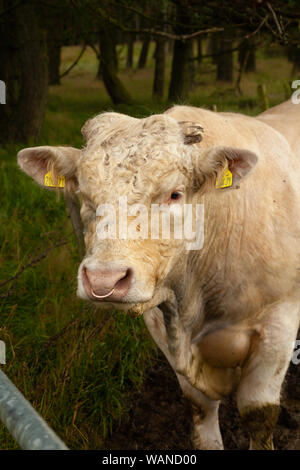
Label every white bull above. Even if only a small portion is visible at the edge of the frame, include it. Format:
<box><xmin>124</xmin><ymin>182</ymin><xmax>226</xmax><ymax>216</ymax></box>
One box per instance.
<box><xmin>18</xmin><ymin>100</ymin><xmax>300</xmax><ymax>449</ymax></box>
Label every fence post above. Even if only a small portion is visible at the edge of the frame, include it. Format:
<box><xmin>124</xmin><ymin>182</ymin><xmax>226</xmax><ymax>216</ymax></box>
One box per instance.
<box><xmin>257</xmin><ymin>83</ymin><xmax>269</xmax><ymax>111</ymax></box>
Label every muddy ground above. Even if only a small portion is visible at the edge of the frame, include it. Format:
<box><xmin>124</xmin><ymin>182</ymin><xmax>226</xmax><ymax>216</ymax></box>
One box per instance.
<box><xmin>104</xmin><ymin>352</ymin><xmax>300</xmax><ymax>451</ymax></box>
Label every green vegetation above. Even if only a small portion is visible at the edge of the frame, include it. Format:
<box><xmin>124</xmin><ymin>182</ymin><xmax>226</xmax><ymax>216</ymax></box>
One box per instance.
<box><xmin>0</xmin><ymin>41</ymin><xmax>294</xmax><ymax>449</ymax></box>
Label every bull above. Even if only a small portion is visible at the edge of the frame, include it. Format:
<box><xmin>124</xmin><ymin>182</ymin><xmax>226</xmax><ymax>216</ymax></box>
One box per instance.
<box><xmin>18</xmin><ymin>100</ymin><xmax>300</xmax><ymax>449</ymax></box>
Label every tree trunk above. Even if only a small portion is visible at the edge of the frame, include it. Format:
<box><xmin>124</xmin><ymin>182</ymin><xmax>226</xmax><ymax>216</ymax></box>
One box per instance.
<box><xmin>126</xmin><ymin>34</ymin><xmax>134</xmax><ymax>69</ymax></box>
<box><xmin>168</xmin><ymin>3</ymin><xmax>193</xmax><ymax>102</ymax></box>
<box><xmin>96</xmin><ymin>58</ymin><xmax>103</xmax><ymax>80</ymax></box>
<box><xmin>46</xmin><ymin>14</ymin><xmax>62</xmax><ymax>86</ymax></box>
<box><xmin>207</xmin><ymin>32</ymin><xmax>219</xmax><ymax>64</ymax></box>
<box><xmin>138</xmin><ymin>37</ymin><xmax>150</xmax><ymax>69</ymax></box>
<box><xmin>188</xmin><ymin>40</ymin><xmax>196</xmax><ymax>90</ymax></box>
<box><xmin>247</xmin><ymin>46</ymin><xmax>256</xmax><ymax>72</ymax></box>
<box><xmin>238</xmin><ymin>40</ymin><xmax>256</xmax><ymax>73</ymax></box>
<box><xmin>217</xmin><ymin>33</ymin><xmax>233</xmax><ymax>82</ymax></box>
<box><xmin>197</xmin><ymin>38</ymin><xmax>202</xmax><ymax>64</ymax></box>
<box><xmin>48</xmin><ymin>44</ymin><xmax>61</xmax><ymax>85</ymax></box>
<box><xmin>292</xmin><ymin>50</ymin><xmax>300</xmax><ymax>74</ymax></box>
<box><xmin>99</xmin><ymin>29</ymin><xmax>132</xmax><ymax>104</ymax></box>
<box><xmin>96</xmin><ymin>38</ymin><xmax>103</xmax><ymax>80</ymax></box>
<box><xmin>152</xmin><ymin>39</ymin><xmax>165</xmax><ymax>99</ymax></box>
<box><xmin>286</xmin><ymin>45</ymin><xmax>300</xmax><ymax>73</ymax></box>
<box><xmin>0</xmin><ymin>1</ymin><xmax>48</xmax><ymax>144</ymax></box>
<box><xmin>168</xmin><ymin>39</ymin><xmax>190</xmax><ymax>102</ymax></box>
<box><xmin>97</xmin><ymin>30</ymin><xmax>118</xmax><ymax>81</ymax></box>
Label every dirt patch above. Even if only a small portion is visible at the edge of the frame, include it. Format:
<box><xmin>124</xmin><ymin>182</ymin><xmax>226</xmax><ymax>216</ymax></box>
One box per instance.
<box><xmin>104</xmin><ymin>353</ymin><xmax>300</xmax><ymax>450</ymax></box>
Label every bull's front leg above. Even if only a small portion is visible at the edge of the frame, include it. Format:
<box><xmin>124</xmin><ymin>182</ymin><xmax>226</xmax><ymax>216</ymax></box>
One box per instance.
<box><xmin>176</xmin><ymin>374</ymin><xmax>223</xmax><ymax>450</ymax></box>
<box><xmin>143</xmin><ymin>307</ymin><xmax>223</xmax><ymax>450</ymax></box>
<box><xmin>237</xmin><ymin>300</ymin><xmax>300</xmax><ymax>450</ymax></box>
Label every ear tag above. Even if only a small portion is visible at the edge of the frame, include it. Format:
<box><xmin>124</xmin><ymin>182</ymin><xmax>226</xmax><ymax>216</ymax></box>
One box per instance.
<box><xmin>215</xmin><ymin>168</ymin><xmax>232</xmax><ymax>189</ymax></box>
<box><xmin>44</xmin><ymin>171</ymin><xmax>65</xmax><ymax>188</ymax></box>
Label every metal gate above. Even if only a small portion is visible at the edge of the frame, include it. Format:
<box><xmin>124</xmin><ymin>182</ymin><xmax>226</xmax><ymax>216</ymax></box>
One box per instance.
<box><xmin>0</xmin><ymin>369</ymin><xmax>68</xmax><ymax>450</ymax></box>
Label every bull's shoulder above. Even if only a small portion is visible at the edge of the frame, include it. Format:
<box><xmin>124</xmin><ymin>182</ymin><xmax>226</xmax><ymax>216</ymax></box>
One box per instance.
<box><xmin>256</xmin><ymin>100</ymin><xmax>300</xmax><ymax>155</ymax></box>
<box><xmin>257</xmin><ymin>99</ymin><xmax>299</xmax><ymax>119</ymax></box>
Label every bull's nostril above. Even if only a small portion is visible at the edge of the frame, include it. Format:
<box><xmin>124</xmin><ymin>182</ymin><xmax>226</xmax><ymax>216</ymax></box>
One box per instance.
<box><xmin>82</xmin><ymin>266</ymin><xmax>133</xmax><ymax>301</ymax></box>
<box><xmin>114</xmin><ymin>268</ymin><xmax>133</xmax><ymax>290</ymax></box>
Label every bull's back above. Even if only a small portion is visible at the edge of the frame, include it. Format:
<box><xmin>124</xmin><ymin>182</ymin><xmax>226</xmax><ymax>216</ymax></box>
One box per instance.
<box><xmin>256</xmin><ymin>100</ymin><xmax>300</xmax><ymax>158</ymax></box>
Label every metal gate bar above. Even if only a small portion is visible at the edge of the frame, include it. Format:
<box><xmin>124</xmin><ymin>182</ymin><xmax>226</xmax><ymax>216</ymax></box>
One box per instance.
<box><xmin>0</xmin><ymin>369</ymin><xmax>68</xmax><ymax>450</ymax></box>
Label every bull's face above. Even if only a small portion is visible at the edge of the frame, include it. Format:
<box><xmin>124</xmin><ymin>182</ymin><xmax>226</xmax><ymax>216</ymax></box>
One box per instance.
<box><xmin>18</xmin><ymin>112</ymin><xmax>257</xmax><ymax>310</ymax></box>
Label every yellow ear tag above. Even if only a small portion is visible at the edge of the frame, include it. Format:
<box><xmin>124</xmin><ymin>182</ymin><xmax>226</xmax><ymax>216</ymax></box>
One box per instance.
<box><xmin>215</xmin><ymin>168</ymin><xmax>232</xmax><ymax>189</ymax></box>
<box><xmin>44</xmin><ymin>171</ymin><xmax>65</xmax><ymax>188</ymax></box>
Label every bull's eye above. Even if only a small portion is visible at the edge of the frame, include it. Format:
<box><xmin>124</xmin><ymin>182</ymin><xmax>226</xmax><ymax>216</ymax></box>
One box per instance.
<box><xmin>170</xmin><ymin>191</ymin><xmax>182</xmax><ymax>200</ymax></box>
<box><xmin>163</xmin><ymin>189</ymin><xmax>184</xmax><ymax>204</ymax></box>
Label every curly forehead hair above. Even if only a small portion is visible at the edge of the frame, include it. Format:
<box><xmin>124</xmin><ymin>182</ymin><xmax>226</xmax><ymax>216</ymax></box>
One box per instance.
<box><xmin>79</xmin><ymin>112</ymin><xmax>204</xmax><ymax>192</ymax></box>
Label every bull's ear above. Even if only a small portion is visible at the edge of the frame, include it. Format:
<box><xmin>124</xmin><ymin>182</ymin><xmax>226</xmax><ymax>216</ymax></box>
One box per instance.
<box><xmin>17</xmin><ymin>146</ymin><xmax>81</xmax><ymax>191</ymax></box>
<box><xmin>195</xmin><ymin>146</ymin><xmax>258</xmax><ymax>189</ymax></box>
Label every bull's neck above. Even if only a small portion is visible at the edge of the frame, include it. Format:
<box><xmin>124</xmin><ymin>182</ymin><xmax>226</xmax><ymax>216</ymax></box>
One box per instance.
<box><xmin>169</xmin><ymin>189</ymin><xmax>243</xmax><ymax>327</ymax></box>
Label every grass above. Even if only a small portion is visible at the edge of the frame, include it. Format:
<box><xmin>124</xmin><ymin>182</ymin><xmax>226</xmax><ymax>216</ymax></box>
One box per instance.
<box><xmin>0</xmin><ymin>39</ymin><xmax>296</xmax><ymax>449</ymax></box>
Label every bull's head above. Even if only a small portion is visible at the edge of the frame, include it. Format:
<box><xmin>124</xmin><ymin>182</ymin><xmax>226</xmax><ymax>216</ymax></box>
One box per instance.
<box><xmin>18</xmin><ymin>112</ymin><xmax>257</xmax><ymax>313</ymax></box>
